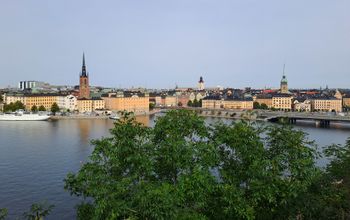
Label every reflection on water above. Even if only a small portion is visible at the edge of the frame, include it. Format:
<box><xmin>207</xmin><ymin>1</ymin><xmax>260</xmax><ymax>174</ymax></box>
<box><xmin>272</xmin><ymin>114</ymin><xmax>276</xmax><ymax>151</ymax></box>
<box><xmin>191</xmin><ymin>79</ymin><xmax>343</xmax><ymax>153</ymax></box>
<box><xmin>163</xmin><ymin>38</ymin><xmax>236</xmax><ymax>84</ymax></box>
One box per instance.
<box><xmin>0</xmin><ymin>115</ymin><xmax>350</xmax><ymax>219</ymax></box>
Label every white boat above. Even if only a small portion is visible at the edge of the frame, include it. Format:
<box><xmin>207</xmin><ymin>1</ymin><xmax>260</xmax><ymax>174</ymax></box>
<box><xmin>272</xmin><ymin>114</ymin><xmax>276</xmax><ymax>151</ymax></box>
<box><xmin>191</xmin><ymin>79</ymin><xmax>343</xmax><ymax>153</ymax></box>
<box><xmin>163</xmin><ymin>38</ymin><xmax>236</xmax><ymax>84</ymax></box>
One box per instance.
<box><xmin>0</xmin><ymin>110</ymin><xmax>51</xmax><ymax>121</ymax></box>
<box><xmin>109</xmin><ymin>115</ymin><xmax>120</xmax><ymax>120</ymax></box>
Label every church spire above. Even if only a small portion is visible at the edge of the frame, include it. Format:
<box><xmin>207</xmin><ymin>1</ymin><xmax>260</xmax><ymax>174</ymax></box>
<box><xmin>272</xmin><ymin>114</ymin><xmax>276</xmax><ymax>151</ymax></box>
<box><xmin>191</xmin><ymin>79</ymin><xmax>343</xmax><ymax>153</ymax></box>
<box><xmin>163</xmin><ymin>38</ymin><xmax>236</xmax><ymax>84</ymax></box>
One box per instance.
<box><xmin>81</xmin><ymin>53</ymin><xmax>87</xmax><ymax>77</ymax></box>
<box><xmin>83</xmin><ymin>53</ymin><xmax>86</xmax><ymax>67</ymax></box>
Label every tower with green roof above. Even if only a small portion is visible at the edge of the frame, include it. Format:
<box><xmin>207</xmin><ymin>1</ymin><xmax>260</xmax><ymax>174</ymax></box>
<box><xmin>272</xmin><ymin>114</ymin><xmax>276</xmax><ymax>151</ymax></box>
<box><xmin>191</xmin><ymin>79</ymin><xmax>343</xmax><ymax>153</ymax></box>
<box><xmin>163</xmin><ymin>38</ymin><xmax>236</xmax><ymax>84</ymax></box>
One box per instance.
<box><xmin>280</xmin><ymin>64</ymin><xmax>288</xmax><ymax>94</ymax></box>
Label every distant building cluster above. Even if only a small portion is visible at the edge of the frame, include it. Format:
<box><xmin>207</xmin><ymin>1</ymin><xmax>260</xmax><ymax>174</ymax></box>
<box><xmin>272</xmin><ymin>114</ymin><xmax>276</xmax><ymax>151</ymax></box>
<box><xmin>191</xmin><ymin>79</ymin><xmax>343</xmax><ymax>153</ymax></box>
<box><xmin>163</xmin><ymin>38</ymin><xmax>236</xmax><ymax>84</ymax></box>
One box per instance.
<box><xmin>0</xmin><ymin>56</ymin><xmax>348</xmax><ymax>114</ymax></box>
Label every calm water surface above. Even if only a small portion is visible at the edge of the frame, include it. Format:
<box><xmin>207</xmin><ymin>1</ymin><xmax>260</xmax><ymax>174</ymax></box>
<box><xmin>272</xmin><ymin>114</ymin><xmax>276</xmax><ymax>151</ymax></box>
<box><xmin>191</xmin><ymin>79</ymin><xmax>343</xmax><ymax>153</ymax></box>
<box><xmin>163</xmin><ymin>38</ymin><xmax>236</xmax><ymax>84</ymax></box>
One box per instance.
<box><xmin>0</xmin><ymin>115</ymin><xmax>350</xmax><ymax>219</ymax></box>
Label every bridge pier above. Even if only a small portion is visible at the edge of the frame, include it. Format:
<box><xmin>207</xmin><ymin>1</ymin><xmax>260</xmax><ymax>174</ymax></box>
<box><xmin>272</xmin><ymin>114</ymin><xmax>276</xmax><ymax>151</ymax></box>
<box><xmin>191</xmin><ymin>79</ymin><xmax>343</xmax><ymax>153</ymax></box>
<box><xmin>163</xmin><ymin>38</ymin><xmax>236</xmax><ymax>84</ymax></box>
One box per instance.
<box><xmin>289</xmin><ymin>118</ymin><xmax>297</xmax><ymax>124</ymax></box>
<box><xmin>318</xmin><ymin>119</ymin><xmax>330</xmax><ymax>128</ymax></box>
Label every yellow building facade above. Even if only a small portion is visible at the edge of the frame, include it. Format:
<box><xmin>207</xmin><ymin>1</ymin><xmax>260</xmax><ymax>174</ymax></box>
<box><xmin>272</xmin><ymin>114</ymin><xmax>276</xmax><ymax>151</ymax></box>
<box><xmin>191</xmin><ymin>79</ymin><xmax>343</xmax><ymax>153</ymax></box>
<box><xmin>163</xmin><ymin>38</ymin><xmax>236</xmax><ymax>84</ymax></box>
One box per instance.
<box><xmin>102</xmin><ymin>93</ymin><xmax>149</xmax><ymax>113</ymax></box>
<box><xmin>77</xmin><ymin>98</ymin><xmax>105</xmax><ymax>113</ymax></box>
<box><xmin>202</xmin><ymin>98</ymin><xmax>253</xmax><ymax>110</ymax></box>
<box><xmin>255</xmin><ymin>98</ymin><xmax>273</xmax><ymax>108</ymax></box>
<box><xmin>311</xmin><ymin>98</ymin><xmax>342</xmax><ymax>112</ymax></box>
<box><xmin>272</xmin><ymin>95</ymin><xmax>293</xmax><ymax>110</ymax></box>
<box><xmin>343</xmin><ymin>97</ymin><xmax>350</xmax><ymax>107</ymax></box>
<box><xmin>4</xmin><ymin>94</ymin><xmax>62</xmax><ymax>111</ymax></box>
<box><xmin>25</xmin><ymin>95</ymin><xmax>60</xmax><ymax>111</ymax></box>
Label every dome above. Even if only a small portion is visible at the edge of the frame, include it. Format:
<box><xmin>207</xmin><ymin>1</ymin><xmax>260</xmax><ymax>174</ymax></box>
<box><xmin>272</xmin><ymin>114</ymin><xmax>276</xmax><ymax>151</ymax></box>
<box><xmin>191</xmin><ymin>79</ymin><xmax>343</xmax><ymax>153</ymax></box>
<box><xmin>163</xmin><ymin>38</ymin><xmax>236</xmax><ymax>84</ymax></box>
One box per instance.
<box><xmin>281</xmin><ymin>75</ymin><xmax>288</xmax><ymax>84</ymax></box>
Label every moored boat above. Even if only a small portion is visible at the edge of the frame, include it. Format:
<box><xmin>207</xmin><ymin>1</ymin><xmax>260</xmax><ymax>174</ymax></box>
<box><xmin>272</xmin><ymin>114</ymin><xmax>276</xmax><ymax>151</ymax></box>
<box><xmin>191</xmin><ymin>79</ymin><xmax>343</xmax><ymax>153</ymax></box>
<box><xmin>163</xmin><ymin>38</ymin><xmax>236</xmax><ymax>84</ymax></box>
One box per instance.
<box><xmin>0</xmin><ymin>110</ymin><xmax>51</xmax><ymax>121</ymax></box>
<box><xmin>109</xmin><ymin>115</ymin><xmax>120</xmax><ymax>120</ymax></box>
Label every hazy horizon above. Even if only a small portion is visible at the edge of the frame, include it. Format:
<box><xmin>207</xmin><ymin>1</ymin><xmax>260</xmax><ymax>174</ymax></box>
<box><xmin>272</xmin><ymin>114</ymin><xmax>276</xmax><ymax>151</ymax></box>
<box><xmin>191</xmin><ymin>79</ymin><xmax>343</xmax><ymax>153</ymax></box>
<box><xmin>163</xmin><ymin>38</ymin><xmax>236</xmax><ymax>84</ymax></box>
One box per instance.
<box><xmin>0</xmin><ymin>0</ymin><xmax>349</xmax><ymax>89</ymax></box>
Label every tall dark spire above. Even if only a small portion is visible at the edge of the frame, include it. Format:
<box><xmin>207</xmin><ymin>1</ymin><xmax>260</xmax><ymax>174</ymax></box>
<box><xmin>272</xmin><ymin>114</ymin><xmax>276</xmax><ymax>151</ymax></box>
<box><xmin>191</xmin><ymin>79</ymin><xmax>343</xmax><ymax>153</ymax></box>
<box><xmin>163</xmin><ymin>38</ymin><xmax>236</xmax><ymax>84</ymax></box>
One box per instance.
<box><xmin>81</xmin><ymin>53</ymin><xmax>87</xmax><ymax>77</ymax></box>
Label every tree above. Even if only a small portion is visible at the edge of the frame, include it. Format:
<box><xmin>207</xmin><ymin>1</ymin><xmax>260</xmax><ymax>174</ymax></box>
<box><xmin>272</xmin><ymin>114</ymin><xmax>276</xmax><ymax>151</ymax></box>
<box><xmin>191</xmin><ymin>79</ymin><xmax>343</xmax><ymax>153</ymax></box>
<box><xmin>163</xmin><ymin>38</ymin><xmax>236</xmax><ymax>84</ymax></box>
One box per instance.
<box><xmin>3</xmin><ymin>101</ymin><xmax>25</xmax><ymax>112</ymax></box>
<box><xmin>260</xmin><ymin>103</ymin><xmax>268</xmax><ymax>109</ymax></box>
<box><xmin>31</xmin><ymin>105</ymin><xmax>38</xmax><ymax>113</ymax></box>
<box><xmin>193</xmin><ymin>99</ymin><xmax>199</xmax><ymax>107</ymax></box>
<box><xmin>177</xmin><ymin>102</ymin><xmax>183</xmax><ymax>107</ymax></box>
<box><xmin>187</xmin><ymin>100</ymin><xmax>193</xmax><ymax>107</ymax></box>
<box><xmin>211</xmin><ymin>122</ymin><xmax>319</xmax><ymax>219</ymax></box>
<box><xmin>0</xmin><ymin>209</ymin><xmax>7</xmax><ymax>220</ymax></box>
<box><xmin>38</xmin><ymin>105</ymin><xmax>46</xmax><ymax>112</ymax></box>
<box><xmin>50</xmin><ymin>102</ymin><xmax>59</xmax><ymax>115</ymax></box>
<box><xmin>23</xmin><ymin>202</ymin><xmax>54</xmax><ymax>220</ymax></box>
<box><xmin>65</xmin><ymin>110</ymin><xmax>326</xmax><ymax>219</ymax></box>
<box><xmin>65</xmin><ymin>110</ymin><xmax>217</xmax><ymax>219</ymax></box>
<box><xmin>149</xmin><ymin>103</ymin><xmax>155</xmax><ymax>110</ymax></box>
<box><xmin>253</xmin><ymin>101</ymin><xmax>261</xmax><ymax>109</ymax></box>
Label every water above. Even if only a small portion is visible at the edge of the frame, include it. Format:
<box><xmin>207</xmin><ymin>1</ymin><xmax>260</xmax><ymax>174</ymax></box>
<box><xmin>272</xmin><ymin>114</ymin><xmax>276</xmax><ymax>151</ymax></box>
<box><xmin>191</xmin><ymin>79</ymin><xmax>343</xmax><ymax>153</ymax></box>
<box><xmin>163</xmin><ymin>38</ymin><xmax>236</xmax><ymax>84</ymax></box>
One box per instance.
<box><xmin>0</xmin><ymin>116</ymin><xmax>350</xmax><ymax>219</ymax></box>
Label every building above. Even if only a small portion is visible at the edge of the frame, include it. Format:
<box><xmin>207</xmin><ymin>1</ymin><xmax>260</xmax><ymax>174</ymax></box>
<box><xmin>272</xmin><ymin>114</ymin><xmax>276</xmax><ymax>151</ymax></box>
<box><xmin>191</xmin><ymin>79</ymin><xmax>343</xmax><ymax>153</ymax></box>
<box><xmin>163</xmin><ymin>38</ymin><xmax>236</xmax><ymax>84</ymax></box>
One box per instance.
<box><xmin>79</xmin><ymin>53</ymin><xmax>90</xmax><ymax>99</ymax></box>
<box><xmin>334</xmin><ymin>90</ymin><xmax>342</xmax><ymax>99</ymax></box>
<box><xmin>223</xmin><ymin>97</ymin><xmax>253</xmax><ymax>110</ymax></box>
<box><xmin>202</xmin><ymin>96</ymin><xmax>253</xmax><ymax>110</ymax></box>
<box><xmin>272</xmin><ymin>94</ymin><xmax>293</xmax><ymax>110</ymax></box>
<box><xmin>161</xmin><ymin>95</ymin><xmax>177</xmax><ymax>107</ymax></box>
<box><xmin>25</xmin><ymin>94</ymin><xmax>61</xmax><ymax>111</ymax></box>
<box><xmin>3</xmin><ymin>93</ymin><xmax>66</xmax><ymax>111</ymax></box>
<box><xmin>202</xmin><ymin>97</ymin><xmax>223</xmax><ymax>109</ymax></box>
<box><xmin>3</xmin><ymin>93</ymin><xmax>26</xmax><ymax>106</ymax></box>
<box><xmin>343</xmin><ymin>95</ymin><xmax>350</xmax><ymax>108</ymax></box>
<box><xmin>310</xmin><ymin>97</ymin><xmax>342</xmax><ymax>112</ymax></box>
<box><xmin>293</xmin><ymin>99</ymin><xmax>311</xmax><ymax>112</ymax></box>
<box><xmin>254</xmin><ymin>94</ymin><xmax>273</xmax><ymax>108</ymax></box>
<box><xmin>198</xmin><ymin>76</ymin><xmax>205</xmax><ymax>90</ymax></box>
<box><xmin>18</xmin><ymin>81</ymin><xmax>41</xmax><ymax>90</ymax></box>
<box><xmin>58</xmin><ymin>94</ymin><xmax>78</xmax><ymax>112</ymax></box>
<box><xmin>102</xmin><ymin>91</ymin><xmax>149</xmax><ymax>113</ymax></box>
<box><xmin>77</xmin><ymin>98</ymin><xmax>105</xmax><ymax>113</ymax></box>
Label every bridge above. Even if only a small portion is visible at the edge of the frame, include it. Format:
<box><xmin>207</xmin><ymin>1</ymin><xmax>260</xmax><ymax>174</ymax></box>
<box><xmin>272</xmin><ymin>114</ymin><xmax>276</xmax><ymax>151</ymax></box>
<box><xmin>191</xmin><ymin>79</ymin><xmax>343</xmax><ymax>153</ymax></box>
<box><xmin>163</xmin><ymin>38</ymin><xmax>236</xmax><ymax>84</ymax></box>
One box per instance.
<box><xmin>260</xmin><ymin>112</ymin><xmax>350</xmax><ymax>127</ymax></box>
<box><xmin>158</xmin><ymin>107</ymin><xmax>350</xmax><ymax>127</ymax></box>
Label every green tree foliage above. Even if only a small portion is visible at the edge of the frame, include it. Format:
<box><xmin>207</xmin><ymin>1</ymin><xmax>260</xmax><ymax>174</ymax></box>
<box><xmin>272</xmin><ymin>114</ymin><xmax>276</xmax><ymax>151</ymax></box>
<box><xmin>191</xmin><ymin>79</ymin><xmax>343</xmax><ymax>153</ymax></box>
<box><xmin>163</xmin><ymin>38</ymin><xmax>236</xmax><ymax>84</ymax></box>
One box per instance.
<box><xmin>187</xmin><ymin>100</ymin><xmax>193</xmax><ymax>107</ymax></box>
<box><xmin>211</xmin><ymin>122</ymin><xmax>319</xmax><ymax>219</ymax></box>
<box><xmin>66</xmin><ymin>110</ymin><xmax>335</xmax><ymax>219</ymax></box>
<box><xmin>253</xmin><ymin>102</ymin><xmax>268</xmax><ymax>110</ymax></box>
<box><xmin>38</xmin><ymin>105</ymin><xmax>46</xmax><ymax>112</ymax></box>
<box><xmin>260</xmin><ymin>103</ymin><xmax>268</xmax><ymax>109</ymax></box>
<box><xmin>0</xmin><ymin>209</ymin><xmax>7</xmax><ymax>220</ymax></box>
<box><xmin>149</xmin><ymin>103</ymin><xmax>155</xmax><ymax>110</ymax></box>
<box><xmin>253</xmin><ymin>101</ymin><xmax>261</xmax><ymax>109</ymax></box>
<box><xmin>23</xmin><ymin>202</ymin><xmax>54</xmax><ymax>220</ymax></box>
<box><xmin>193</xmin><ymin>98</ymin><xmax>199</xmax><ymax>107</ymax></box>
<box><xmin>31</xmin><ymin>105</ymin><xmax>38</xmax><ymax>112</ymax></box>
<box><xmin>3</xmin><ymin>101</ymin><xmax>25</xmax><ymax>112</ymax></box>
<box><xmin>50</xmin><ymin>102</ymin><xmax>59</xmax><ymax>115</ymax></box>
<box><xmin>65</xmin><ymin>110</ymin><xmax>217</xmax><ymax>219</ymax></box>
<box><xmin>297</xmin><ymin>140</ymin><xmax>350</xmax><ymax>219</ymax></box>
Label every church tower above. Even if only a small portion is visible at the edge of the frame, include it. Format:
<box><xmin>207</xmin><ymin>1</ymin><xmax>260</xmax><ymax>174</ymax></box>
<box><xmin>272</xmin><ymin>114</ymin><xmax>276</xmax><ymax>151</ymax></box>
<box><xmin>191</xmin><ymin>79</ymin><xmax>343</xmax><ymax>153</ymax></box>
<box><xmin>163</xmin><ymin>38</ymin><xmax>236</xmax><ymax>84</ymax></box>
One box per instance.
<box><xmin>280</xmin><ymin>65</ymin><xmax>288</xmax><ymax>94</ymax></box>
<box><xmin>79</xmin><ymin>53</ymin><xmax>90</xmax><ymax>99</ymax></box>
<box><xmin>198</xmin><ymin>76</ymin><xmax>205</xmax><ymax>90</ymax></box>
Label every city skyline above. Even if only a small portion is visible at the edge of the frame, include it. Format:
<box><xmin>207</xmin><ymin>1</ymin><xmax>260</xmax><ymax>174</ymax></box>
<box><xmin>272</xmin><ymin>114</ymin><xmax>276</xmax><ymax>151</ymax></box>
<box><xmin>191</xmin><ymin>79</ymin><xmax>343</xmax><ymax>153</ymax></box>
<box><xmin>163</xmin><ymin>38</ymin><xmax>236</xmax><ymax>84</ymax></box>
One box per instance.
<box><xmin>0</xmin><ymin>0</ymin><xmax>349</xmax><ymax>89</ymax></box>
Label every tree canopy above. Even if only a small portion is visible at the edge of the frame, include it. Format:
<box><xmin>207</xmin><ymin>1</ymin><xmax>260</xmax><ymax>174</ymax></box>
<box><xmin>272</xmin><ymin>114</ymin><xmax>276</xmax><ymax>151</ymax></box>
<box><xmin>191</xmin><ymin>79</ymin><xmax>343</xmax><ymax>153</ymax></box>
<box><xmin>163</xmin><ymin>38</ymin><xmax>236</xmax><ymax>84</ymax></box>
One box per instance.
<box><xmin>50</xmin><ymin>102</ymin><xmax>59</xmax><ymax>115</ymax></box>
<box><xmin>3</xmin><ymin>101</ymin><xmax>25</xmax><ymax>112</ymax></box>
<box><xmin>31</xmin><ymin>105</ymin><xmax>38</xmax><ymax>112</ymax></box>
<box><xmin>63</xmin><ymin>109</ymin><xmax>350</xmax><ymax>219</ymax></box>
<box><xmin>38</xmin><ymin>105</ymin><xmax>46</xmax><ymax>112</ymax></box>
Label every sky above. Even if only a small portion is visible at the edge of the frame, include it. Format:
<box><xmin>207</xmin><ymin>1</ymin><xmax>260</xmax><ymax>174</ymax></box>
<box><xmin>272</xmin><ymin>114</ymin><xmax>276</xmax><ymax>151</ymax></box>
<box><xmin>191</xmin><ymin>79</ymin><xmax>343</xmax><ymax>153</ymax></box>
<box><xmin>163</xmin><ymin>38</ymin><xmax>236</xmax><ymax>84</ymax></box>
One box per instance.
<box><xmin>0</xmin><ymin>0</ymin><xmax>349</xmax><ymax>89</ymax></box>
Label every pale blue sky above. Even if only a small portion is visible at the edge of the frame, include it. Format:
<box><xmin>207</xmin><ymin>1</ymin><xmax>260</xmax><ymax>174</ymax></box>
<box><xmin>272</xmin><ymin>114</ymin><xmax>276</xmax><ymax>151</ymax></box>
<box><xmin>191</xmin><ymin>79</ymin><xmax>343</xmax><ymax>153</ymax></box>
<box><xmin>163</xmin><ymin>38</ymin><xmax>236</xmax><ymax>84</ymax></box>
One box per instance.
<box><xmin>0</xmin><ymin>0</ymin><xmax>349</xmax><ymax>89</ymax></box>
